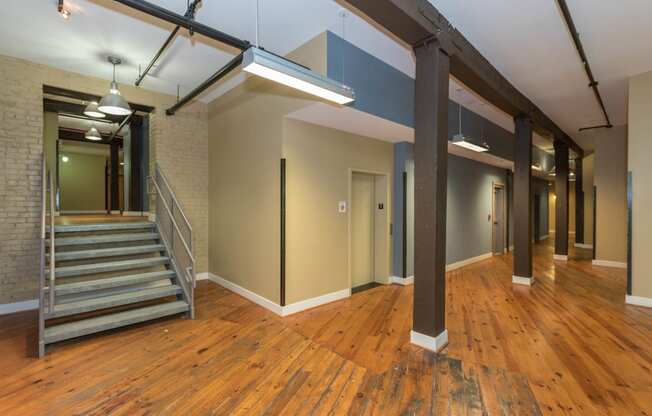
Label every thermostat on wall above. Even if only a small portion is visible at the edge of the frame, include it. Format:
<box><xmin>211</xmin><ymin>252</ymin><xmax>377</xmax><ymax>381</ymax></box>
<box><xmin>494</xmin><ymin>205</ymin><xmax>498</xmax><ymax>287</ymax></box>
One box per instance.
<box><xmin>338</xmin><ymin>201</ymin><xmax>347</xmax><ymax>213</ymax></box>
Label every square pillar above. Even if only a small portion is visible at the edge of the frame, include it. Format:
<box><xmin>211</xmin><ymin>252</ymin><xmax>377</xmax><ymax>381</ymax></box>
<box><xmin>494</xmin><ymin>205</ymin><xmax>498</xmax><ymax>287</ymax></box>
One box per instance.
<box><xmin>554</xmin><ymin>141</ymin><xmax>569</xmax><ymax>260</ymax></box>
<box><xmin>512</xmin><ymin>115</ymin><xmax>534</xmax><ymax>286</ymax></box>
<box><xmin>574</xmin><ymin>157</ymin><xmax>584</xmax><ymax>244</ymax></box>
<box><xmin>411</xmin><ymin>40</ymin><xmax>449</xmax><ymax>353</ymax></box>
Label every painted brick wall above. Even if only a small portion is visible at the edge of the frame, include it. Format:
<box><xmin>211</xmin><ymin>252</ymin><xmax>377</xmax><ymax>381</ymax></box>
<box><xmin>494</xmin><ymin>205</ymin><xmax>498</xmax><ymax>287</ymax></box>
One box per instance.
<box><xmin>0</xmin><ymin>55</ymin><xmax>208</xmax><ymax>304</ymax></box>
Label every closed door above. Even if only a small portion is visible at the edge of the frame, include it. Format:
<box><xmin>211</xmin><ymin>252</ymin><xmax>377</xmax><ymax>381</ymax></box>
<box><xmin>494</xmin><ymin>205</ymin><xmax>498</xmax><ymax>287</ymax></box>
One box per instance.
<box><xmin>493</xmin><ymin>187</ymin><xmax>505</xmax><ymax>255</ymax></box>
<box><xmin>351</xmin><ymin>173</ymin><xmax>375</xmax><ymax>288</ymax></box>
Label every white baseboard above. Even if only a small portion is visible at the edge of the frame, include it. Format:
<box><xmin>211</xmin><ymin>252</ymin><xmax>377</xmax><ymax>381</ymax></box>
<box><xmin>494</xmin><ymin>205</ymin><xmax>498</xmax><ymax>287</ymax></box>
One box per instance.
<box><xmin>446</xmin><ymin>252</ymin><xmax>493</xmax><ymax>272</ymax></box>
<box><xmin>538</xmin><ymin>234</ymin><xmax>549</xmax><ymax>241</ymax></box>
<box><xmin>512</xmin><ymin>275</ymin><xmax>535</xmax><ymax>286</ymax></box>
<box><xmin>391</xmin><ymin>275</ymin><xmax>414</xmax><ymax>285</ymax></box>
<box><xmin>110</xmin><ymin>210</ymin><xmax>121</xmax><ymax>215</ymax></box>
<box><xmin>202</xmin><ymin>273</ymin><xmax>350</xmax><ymax>316</ymax></box>
<box><xmin>122</xmin><ymin>211</ymin><xmax>145</xmax><ymax>217</ymax></box>
<box><xmin>626</xmin><ymin>295</ymin><xmax>652</xmax><ymax>308</ymax></box>
<box><xmin>553</xmin><ymin>254</ymin><xmax>568</xmax><ymax>261</ymax></box>
<box><xmin>0</xmin><ymin>299</ymin><xmax>38</xmax><ymax>315</ymax></box>
<box><xmin>592</xmin><ymin>259</ymin><xmax>627</xmax><ymax>269</ymax></box>
<box><xmin>410</xmin><ymin>329</ymin><xmax>448</xmax><ymax>353</ymax></box>
<box><xmin>60</xmin><ymin>210</ymin><xmax>107</xmax><ymax>215</ymax></box>
<box><xmin>574</xmin><ymin>243</ymin><xmax>593</xmax><ymax>249</ymax></box>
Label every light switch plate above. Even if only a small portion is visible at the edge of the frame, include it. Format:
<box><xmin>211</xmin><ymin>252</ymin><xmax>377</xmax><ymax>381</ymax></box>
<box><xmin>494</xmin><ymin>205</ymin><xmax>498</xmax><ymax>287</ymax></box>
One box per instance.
<box><xmin>338</xmin><ymin>201</ymin><xmax>347</xmax><ymax>213</ymax></box>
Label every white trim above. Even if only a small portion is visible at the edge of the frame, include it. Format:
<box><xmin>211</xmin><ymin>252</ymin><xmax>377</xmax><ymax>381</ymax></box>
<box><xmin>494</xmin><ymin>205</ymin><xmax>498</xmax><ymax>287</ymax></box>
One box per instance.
<box><xmin>410</xmin><ymin>329</ymin><xmax>448</xmax><ymax>353</ymax></box>
<box><xmin>391</xmin><ymin>275</ymin><xmax>414</xmax><ymax>285</ymax></box>
<box><xmin>574</xmin><ymin>243</ymin><xmax>593</xmax><ymax>249</ymax></box>
<box><xmin>538</xmin><ymin>234</ymin><xmax>549</xmax><ymax>241</ymax></box>
<box><xmin>512</xmin><ymin>275</ymin><xmax>535</xmax><ymax>286</ymax></box>
<box><xmin>592</xmin><ymin>259</ymin><xmax>627</xmax><ymax>269</ymax></box>
<box><xmin>204</xmin><ymin>273</ymin><xmax>283</xmax><ymax>315</ymax></box>
<box><xmin>202</xmin><ymin>273</ymin><xmax>351</xmax><ymax>316</ymax></box>
<box><xmin>446</xmin><ymin>252</ymin><xmax>492</xmax><ymax>272</ymax></box>
<box><xmin>553</xmin><ymin>254</ymin><xmax>568</xmax><ymax>261</ymax></box>
<box><xmin>282</xmin><ymin>288</ymin><xmax>350</xmax><ymax>316</ymax></box>
<box><xmin>626</xmin><ymin>295</ymin><xmax>652</xmax><ymax>308</ymax></box>
<box><xmin>110</xmin><ymin>210</ymin><xmax>121</xmax><ymax>215</ymax></box>
<box><xmin>122</xmin><ymin>211</ymin><xmax>145</xmax><ymax>217</ymax></box>
<box><xmin>0</xmin><ymin>299</ymin><xmax>38</xmax><ymax>315</ymax></box>
<box><xmin>60</xmin><ymin>210</ymin><xmax>107</xmax><ymax>215</ymax></box>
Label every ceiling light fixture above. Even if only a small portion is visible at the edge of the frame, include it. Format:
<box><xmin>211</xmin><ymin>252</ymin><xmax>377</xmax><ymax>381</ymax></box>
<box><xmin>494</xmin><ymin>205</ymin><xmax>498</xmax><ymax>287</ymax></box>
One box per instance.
<box><xmin>83</xmin><ymin>101</ymin><xmax>106</xmax><ymax>118</ymax></box>
<box><xmin>532</xmin><ymin>163</ymin><xmax>542</xmax><ymax>171</ymax></box>
<box><xmin>242</xmin><ymin>47</ymin><xmax>355</xmax><ymax>105</ymax></box>
<box><xmin>58</xmin><ymin>0</ymin><xmax>71</xmax><ymax>19</ymax></box>
<box><xmin>98</xmin><ymin>56</ymin><xmax>133</xmax><ymax>116</ymax></box>
<box><xmin>85</xmin><ymin>126</ymin><xmax>102</xmax><ymax>141</ymax></box>
<box><xmin>61</xmin><ymin>155</ymin><xmax>69</xmax><ymax>163</ymax></box>
<box><xmin>549</xmin><ymin>167</ymin><xmax>556</xmax><ymax>176</ymax></box>
<box><xmin>451</xmin><ymin>104</ymin><xmax>490</xmax><ymax>152</ymax></box>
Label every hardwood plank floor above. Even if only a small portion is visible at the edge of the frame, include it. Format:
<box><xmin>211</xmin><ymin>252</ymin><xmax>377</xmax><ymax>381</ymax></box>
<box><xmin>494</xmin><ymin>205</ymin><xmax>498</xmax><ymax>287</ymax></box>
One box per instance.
<box><xmin>1</xmin><ymin>239</ymin><xmax>650</xmax><ymax>415</ymax></box>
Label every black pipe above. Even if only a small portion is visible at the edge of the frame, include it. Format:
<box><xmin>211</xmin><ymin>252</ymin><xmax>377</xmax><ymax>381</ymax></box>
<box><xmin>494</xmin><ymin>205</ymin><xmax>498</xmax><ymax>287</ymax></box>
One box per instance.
<box><xmin>280</xmin><ymin>159</ymin><xmax>286</xmax><ymax>307</ymax></box>
<box><xmin>578</xmin><ymin>124</ymin><xmax>612</xmax><ymax>132</ymax></box>
<box><xmin>111</xmin><ymin>0</ymin><xmax>250</xmax><ymax>50</ymax></box>
<box><xmin>110</xmin><ymin>114</ymin><xmax>133</xmax><ymax>141</ymax></box>
<box><xmin>135</xmin><ymin>0</ymin><xmax>202</xmax><ymax>87</ymax></box>
<box><xmin>557</xmin><ymin>0</ymin><xmax>612</xmax><ymax>130</ymax></box>
<box><xmin>166</xmin><ymin>52</ymin><xmax>244</xmax><ymax>115</ymax></box>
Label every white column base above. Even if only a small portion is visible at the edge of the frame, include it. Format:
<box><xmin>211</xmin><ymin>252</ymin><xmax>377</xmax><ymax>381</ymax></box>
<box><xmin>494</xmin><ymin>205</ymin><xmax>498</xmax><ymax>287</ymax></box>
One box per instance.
<box><xmin>626</xmin><ymin>295</ymin><xmax>652</xmax><ymax>308</ymax></box>
<box><xmin>512</xmin><ymin>275</ymin><xmax>535</xmax><ymax>286</ymax></box>
<box><xmin>553</xmin><ymin>254</ymin><xmax>568</xmax><ymax>261</ymax></box>
<box><xmin>410</xmin><ymin>329</ymin><xmax>448</xmax><ymax>353</ymax></box>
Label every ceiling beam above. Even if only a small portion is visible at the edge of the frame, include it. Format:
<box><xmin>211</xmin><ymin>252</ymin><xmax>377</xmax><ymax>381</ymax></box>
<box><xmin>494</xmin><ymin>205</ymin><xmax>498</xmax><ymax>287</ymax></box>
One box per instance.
<box><xmin>43</xmin><ymin>85</ymin><xmax>154</xmax><ymax>113</ymax></box>
<box><xmin>344</xmin><ymin>0</ymin><xmax>583</xmax><ymax>156</ymax></box>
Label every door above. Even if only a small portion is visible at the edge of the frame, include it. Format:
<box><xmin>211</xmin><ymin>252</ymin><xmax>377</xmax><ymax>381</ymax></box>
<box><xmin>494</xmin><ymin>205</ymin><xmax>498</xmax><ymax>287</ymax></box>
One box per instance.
<box><xmin>351</xmin><ymin>172</ymin><xmax>375</xmax><ymax>288</ymax></box>
<box><xmin>493</xmin><ymin>186</ymin><xmax>505</xmax><ymax>255</ymax></box>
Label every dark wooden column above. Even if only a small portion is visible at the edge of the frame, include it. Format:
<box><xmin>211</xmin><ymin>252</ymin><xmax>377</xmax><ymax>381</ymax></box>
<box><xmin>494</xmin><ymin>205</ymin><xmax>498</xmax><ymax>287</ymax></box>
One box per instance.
<box><xmin>512</xmin><ymin>115</ymin><xmax>534</xmax><ymax>285</ymax></box>
<box><xmin>574</xmin><ymin>157</ymin><xmax>584</xmax><ymax>244</ymax></box>
<box><xmin>411</xmin><ymin>40</ymin><xmax>449</xmax><ymax>352</ymax></box>
<box><xmin>110</xmin><ymin>140</ymin><xmax>120</xmax><ymax>213</ymax></box>
<box><xmin>554</xmin><ymin>141</ymin><xmax>569</xmax><ymax>259</ymax></box>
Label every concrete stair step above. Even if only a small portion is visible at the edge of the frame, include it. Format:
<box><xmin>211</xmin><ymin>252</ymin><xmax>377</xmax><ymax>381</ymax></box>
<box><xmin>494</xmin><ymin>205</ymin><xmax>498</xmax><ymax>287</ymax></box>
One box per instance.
<box><xmin>51</xmin><ymin>222</ymin><xmax>155</xmax><ymax>233</ymax></box>
<box><xmin>48</xmin><ymin>257</ymin><xmax>170</xmax><ymax>278</ymax></box>
<box><xmin>54</xmin><ymin>271</ymin><xmax>176</xmax><ymax>295</ymax></box>
<box><xmin>50</xmin><ymin>244</ymin><xmax>165</xmax><ymax>261</ymax></box>
<box><xmin>49</xmin><ymin>232</ymin><xmax>159</xmax><ymax>247</ymax></box>
<box><xmin>44</xmin><ymin>301</ymin><xmax>188</xmax><ymax>344</ymax></box>
<box><xmin>45</xmin><ymin>285</ymin><xmax>182</xmax><ymax>319</ymax></box>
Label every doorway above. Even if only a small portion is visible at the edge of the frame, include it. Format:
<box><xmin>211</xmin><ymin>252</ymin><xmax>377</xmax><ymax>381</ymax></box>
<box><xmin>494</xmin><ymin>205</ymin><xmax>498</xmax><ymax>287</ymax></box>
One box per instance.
<box><xmin>350</xmin><ymin>171</ymin><xmax>390</xmax><ymax>293</ymax></box>
<box><xmin>492</xmin><ymin>183</ymin><xmax>506</xmax><ymax>255</ymax></box>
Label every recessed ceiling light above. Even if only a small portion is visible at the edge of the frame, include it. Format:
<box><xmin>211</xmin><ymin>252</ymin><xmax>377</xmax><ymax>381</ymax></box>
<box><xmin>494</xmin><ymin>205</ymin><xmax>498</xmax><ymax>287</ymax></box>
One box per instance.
<box><xmin>61</xmin><ymin>155</ymin><xmax>69</xmax><ymax>163</ymax></box>
<box><xmin>58</xmin><ymin>0</ymin><xmax>71</xmax><ymax>19</ymax></box>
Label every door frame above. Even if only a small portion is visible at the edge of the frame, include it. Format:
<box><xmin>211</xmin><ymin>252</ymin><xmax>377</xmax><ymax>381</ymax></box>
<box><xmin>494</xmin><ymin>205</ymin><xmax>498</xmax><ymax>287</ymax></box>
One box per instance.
<box><xmin>348</xmin><ymin>168</ymin><xmax>392</xmax><ymax>289</ymax></box>
<box><xmin>492</xmin><ymin>181</ymin><xmax>507</xmax><ymax>255</ymax></box>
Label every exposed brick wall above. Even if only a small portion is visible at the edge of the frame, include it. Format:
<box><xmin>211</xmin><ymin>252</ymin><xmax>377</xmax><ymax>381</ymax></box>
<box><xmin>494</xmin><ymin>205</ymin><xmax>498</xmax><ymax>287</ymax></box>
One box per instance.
<box><xmin>0</xmin><ymin>55</ymin><xmax>208</xmax><ymax>304</ymax></box>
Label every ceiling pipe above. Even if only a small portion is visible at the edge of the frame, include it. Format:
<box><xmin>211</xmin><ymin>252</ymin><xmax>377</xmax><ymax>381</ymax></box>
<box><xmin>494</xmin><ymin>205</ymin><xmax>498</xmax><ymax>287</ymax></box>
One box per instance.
<box><xmin>135</xmin><ymin>0</ymin><xmax>202</xmax><ymax>87</ymax></box>
<box><xmin>556</xmin><ymin>0</ymin><xmax>612</xmax><ymax>130</ymax></box>
<box><xmin>109</xmin><ymin>114</ymin><xmax>133</xmax><ymax>141</ymax></box>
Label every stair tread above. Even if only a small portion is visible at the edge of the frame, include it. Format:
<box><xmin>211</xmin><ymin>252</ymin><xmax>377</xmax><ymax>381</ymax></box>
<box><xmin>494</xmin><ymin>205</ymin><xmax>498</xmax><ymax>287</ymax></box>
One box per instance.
<box><xmin>46</xmin><ymin>285</ymin><xmax>182</xmax><ymax>319</ymax></box>
<box><xmin>48</xmin><ymin>257</ymin><xmax>170</xmax><ymax>278</ymax></box>
<box><xmin>50</xmin><ymin>233</ymin><xmax>159</xmax><ymax>247</ymax></box>
<box><xmin>52</xmin><ymin>244</ymin><xmax>165</xmax><ymax>261</ymax></box>
<box><xmin>44</xmin><ymin>301</ymin><xmax>188</xmax><ymax>344</ymax></box>
<box><xmin>55</xmin><ymin>271</ymin><xmax>176</xmax><ymax>295</ymax></box>
<box><xmin>52</xmin><ymin>222</ymin><xmax>155</xmax><ymax>233</ymax></box>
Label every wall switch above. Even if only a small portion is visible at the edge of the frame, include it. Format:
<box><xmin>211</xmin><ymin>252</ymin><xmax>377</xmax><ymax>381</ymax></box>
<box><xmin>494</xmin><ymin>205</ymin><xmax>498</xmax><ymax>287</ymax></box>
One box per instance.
<box><xmin>338</xmin><ymin>201</ymin><xmax>347</xmax><ymax>213</ymax></box>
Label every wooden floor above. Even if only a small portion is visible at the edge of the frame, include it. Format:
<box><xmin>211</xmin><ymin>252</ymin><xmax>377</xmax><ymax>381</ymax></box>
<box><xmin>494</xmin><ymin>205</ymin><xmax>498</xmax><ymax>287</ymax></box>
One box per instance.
<box><xmin>54</xmin><ymin>214</ymin><xmax>149</xmax><ymax>225</ymax></box>
<box><xmin>1</xmin><ymin>239</ymin><xmax>651</xmax><ymax>415</ymax></box>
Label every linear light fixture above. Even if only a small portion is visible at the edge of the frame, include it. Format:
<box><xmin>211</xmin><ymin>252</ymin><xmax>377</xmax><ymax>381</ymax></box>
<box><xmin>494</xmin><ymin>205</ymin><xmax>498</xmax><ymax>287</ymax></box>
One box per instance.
<box><xmin>451</xmin><ymin>134</ymin><xmax>490</xmax><ymax>152</ymax></box>
<box><xmin>242</xmin><ymin>47</ymin><xmax>355</xmax><ymax>105</ymax></box>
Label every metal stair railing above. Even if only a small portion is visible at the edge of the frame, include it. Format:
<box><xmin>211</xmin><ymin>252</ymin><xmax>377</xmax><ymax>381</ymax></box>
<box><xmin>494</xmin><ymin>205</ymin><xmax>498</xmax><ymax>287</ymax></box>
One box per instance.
<box><xmin>148</xmin><ymin>163</ymin><xmax>195</xmax><ymax>319</ymax></box>
<box><xmin>38</xmin><ymin>158</ymin><xmax>56</xmax><ymax>358</ymax></box>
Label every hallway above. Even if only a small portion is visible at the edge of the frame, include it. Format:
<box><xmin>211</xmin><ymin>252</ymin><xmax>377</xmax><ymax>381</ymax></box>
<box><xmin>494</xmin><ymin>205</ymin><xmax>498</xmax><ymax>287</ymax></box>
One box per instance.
<box><xmin>1</xmin><ymin>239</ymin><xmax>649</xmax><ymax>415</ymax></box>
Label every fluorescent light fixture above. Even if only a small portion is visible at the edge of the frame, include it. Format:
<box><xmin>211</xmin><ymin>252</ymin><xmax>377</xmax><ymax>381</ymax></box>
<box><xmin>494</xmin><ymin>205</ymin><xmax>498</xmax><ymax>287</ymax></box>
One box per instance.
<box><xmin>451</xmin><ymin>134</ymin><xmax>490</xmax><ymax>152</ymax></box>
<box><xmin>61</xmin><ymin>155</ymin><xmax>69</xmax><ymax>163</ymax></box>
<box><xmin>242</xmin><ymin>47</ymin><xmax>355</xmax><ymax>105</ymax></box>
<box><xmin>85</xmin><ymin>126</ymin><xmax>102</xmax><ymax>141</ymax></box>
<box><xmin>83</xmin><ymin>101</ymin><xmax>105</xmax><ymax>118</ymax></box>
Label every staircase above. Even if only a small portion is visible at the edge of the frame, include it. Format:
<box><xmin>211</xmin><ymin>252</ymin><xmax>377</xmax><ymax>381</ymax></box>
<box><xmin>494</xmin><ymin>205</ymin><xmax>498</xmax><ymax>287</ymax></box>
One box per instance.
<box><xmin>38</xmin><ymin>162</ymin><xmax>195</xmax><ymax>357</ymax></box>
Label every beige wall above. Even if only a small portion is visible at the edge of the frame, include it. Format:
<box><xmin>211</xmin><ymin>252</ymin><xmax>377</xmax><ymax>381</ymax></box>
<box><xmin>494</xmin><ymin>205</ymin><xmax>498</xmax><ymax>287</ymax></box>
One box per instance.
<box><xmin>629</xmin><ymin>70</ymin><xmax>652</xmax><ymax>299</ymax></box>
<box><xmin>593</xmin><ymin>125</ymin><xmax>628</xmax><ymax>263</ymax></box>
<box><xmin>59</xmin><ymin>152</ymin><xmax>106</xmax><ymax>211</ymax></box>
<box><xmin>0</xmin><ymin>54</ymin><xmax>208</xmax><ymax>304</ymax></box>
<box><xmin>582</xmin><ymin>154</ymin><xmax>594</xmax><ymax>245</ymax></box>
<box><xmin>207</xmin><ymin>33</ymin><xmax>326</xmax><ymax>304</ymax></box>
<box><xmin>43</xmin><ymin>111</ymin><xmax>58</xmax><ymax>173</ymax></box>
<box><xmin>283</xmin><ymin>119</ymin><xmax>393</xmax><ymax>304</ymax></box>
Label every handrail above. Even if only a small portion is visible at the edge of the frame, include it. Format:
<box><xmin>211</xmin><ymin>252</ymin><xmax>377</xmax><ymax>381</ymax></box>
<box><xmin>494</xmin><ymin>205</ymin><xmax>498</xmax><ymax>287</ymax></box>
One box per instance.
<box><xmin>156</xmin><ymin>165</ymin><xmax>193</xmax><ymax>246</ymax></box>
<box><xmin>38</xmin><ymin>158</ymin><xmax>46</xmax><ymax>358</ymax></box>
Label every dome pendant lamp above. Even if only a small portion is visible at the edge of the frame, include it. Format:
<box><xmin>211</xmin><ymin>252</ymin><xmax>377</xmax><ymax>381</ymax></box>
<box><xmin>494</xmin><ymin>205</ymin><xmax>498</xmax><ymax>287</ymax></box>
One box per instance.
<box><xmin>85</xmin><ymin>124</ymin><xmax>102</xmax><ymax>141</ymax></box>
<box><xmin>98</xmin><ymin>56</ymin><xmax>133</xmax><ymax>116</ymax></box>
<box><xmin>83</xmin><ymin>101</ymin><xmax>105</xmax><ymax>118</ymax></box>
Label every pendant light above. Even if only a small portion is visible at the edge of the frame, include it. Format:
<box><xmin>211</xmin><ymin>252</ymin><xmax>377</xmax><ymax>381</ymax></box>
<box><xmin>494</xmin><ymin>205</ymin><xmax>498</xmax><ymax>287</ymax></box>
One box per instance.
<box><xmin>83</xmin><ymin>101</ymin><xmax>105</xmax><ymax>118</ymax></box>
<box><xmin>98</xmin><ymin>56</ymin><xmax>133</xmax><ymax>116</ymax></box>
<box><xmin>451</xmin><ymin>104</ymin><xmax>490</xmax><ymax>152</ymax></box>
<box><xmin>85</xmin><ymin>124</ymin><xmax>102</xmax><ymax>141</ymax></box>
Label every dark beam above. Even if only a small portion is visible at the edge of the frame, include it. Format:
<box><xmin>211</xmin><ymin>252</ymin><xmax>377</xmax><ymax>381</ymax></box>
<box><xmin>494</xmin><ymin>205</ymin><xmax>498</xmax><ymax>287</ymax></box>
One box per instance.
<box><xmin>575</xmin><ymin>157</ymin><xmax>584</xmax><ymax>244</ymax></box>
<box><xmin>344</xmin><ymin>0</ymin><xmax>583</xmax><ymax>156</ymax></box>
<box><xmin>43</xmin><ymin>85</ymin><xmax>154</xmax><ymax>113</ymax></box>
<box><xmin>58</xmin><ymin>128</ymin><xmax>122</xmax><ymax>144</ymax></box>
<box><xmin>555</xmin><ymin>141</ymin><xmax>569</xmax><ymax>258</ymax></box>
<box><xmin>412</xmin><ymin>40</ymin><xmax>448</xmax><ymax>350</ymax></box>
<box><xmin>513</xmin><ymin>115</ymin><xmax>534</xmax><ymax>284</ymax></box>
<box><xmin>111</xmin><ymin>0</ymin><xmax>250</xmax><ymax>51</ymax></box>
<box><xmin>110</xmin><ymin>141</ymin><xmax>120</xmax><ymax>212</ymax></box>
